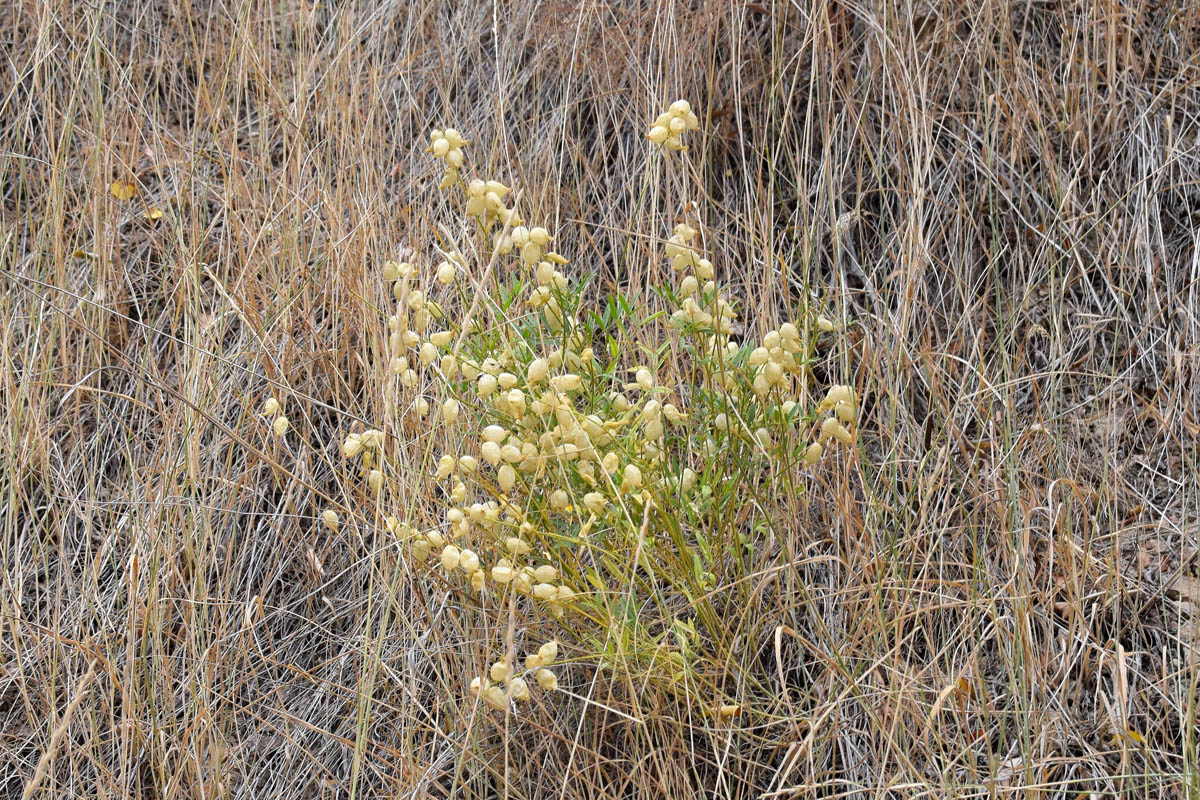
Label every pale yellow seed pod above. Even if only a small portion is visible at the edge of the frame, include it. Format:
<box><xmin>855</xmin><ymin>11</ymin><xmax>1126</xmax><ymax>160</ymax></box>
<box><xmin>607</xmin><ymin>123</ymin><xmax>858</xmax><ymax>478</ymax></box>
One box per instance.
<box><xmin>440</xmin><ymin>545</ymin><xmax>461</xmax><ymax>571</ymax></box>
<box><xmin>419</xmin><ymin>342</ymin><xmax>437</xmax><ymax>367</ymax></box>
<box><xmin>469</xmin><ymin>676</ymin><xmax>482</xmax><ymax>696</ymax></box>
<box><xmin>505</xmin><ymin>537</ymin><xmax>531</xmax><ymax>556</ymax></box>
<box><xmin>321</xmin><ymin>510</ymin><xmax>338</xmax><ymax>531</ymax></box>
<box><xmin>583</xmin><ymin>492</ymin><xmax>606</xmax><ymax>514</ymax></box>
<box><xmin>481</xmin><ymin>441</ymin><xmax>502</xmax><ymax>466</ymax></box>
<box><xmin>432</xmin><ymin>137</ymin><xmax>449</xmax><ymax>157</ymax></box>
<box><xmin>601</xmin><ymin>451</ymin><xmax>620</xmax><ymax>474</ymax></box>
<box><xmin>532</xmin><ymin>583</ymin><xmax>557</xmax><ymax>601</ymax></box>
<box><xmin>817</xmin><ymin>316</ymin><xmax>835</xmax><ymax>332</ymax></box>
<box><xmin>748</xmin><ymin>347</ymin><xmax>770</xmax><ymax>367</ymax></box>
<box><xmin>492</xmin><ymin>561</ymin><xmax>515</xmax><ymax>583</ymax></box>
<box><xmin>507</xmin><ymin>389</ymin><xmax>526</xmax><ymax>418</ymax></box>
<box><xmin>555</xmin><ymin>584</ymin><xmax>576</xmax><ymax>603</ymax></box>
<box><xmin>262</xmin><ymin>396</ymin><xmax>280</xmax><ymax>416</ymax></box>
<box><xmin>459</xmin><ymin>549</ymin><xmax>480</xmax><ymax>573</ymax></box>
<box><xmin>477</xmin><ymin>373</ymin><xmax>498</xmax><ymax>397</ymax></box>
<box><xmin>529</xmin><ymin>227</ymin><xmax>551</xmax><ymax>246</ymax></box>
<box><xmin>482</xmin><ymin>684</ymin><xmax>506</xmax><ymax>709</ymax></box>
<box><xmin>441</xmin><ymin>399</ymin><xmax>460</xmax><ymax>424</ymax></box>
<box><xmin>549</xmin><ymin>489</ymin><xmax>570</xmax><ymax>510</ymax></box>
<box><xmin>610</xmin><ymin>392</ymin><xmax>630</xmax><ymax>412</ymax></box>
<box><xmin>498</xmin><ymin>372</ymin><xmax>518</xmax><ymax>390</ymax></box>
<box><xmin>635</xmin><ymin>368</ymin><xmax>654</xmax><ymax>391</ymax></box>
<box><xmin>670</xmin><ymin>99</ymin><xmax>691</xmax><ymax>115</ymax></box>
<box><xmin>669</xmin><ymin>116</ymin><xmax>686</xmax><ymax>133</ymax></box>
<box><xmin>534</xmin><ymin>564</ymin><xmax>558</xmax><ymax>583</ymax></box>
<box><xmin>551</xmin><ymin>374</ymin><xmax>582</xmax><ymax>392</ymax></box>
<box><xmin>458</xmin><ymin>455</ymin><xmax>478</xmax><ymax>473</ymax></box>
<box><xmin>535</xmin><ymin>668</ymin><xmax>558</xmax><ymax>691</ymax></box>
<box><xmin>834</xmin><ymin>400</ymin><xmax>855</xmax><ymax>424</ymax></box>
<box><xmin>622</xmin><ymin>464</ymin><xmax>643</xmax><ymax>491</ymax></box>
<box><xmin>521</xmin><ymin>359</ymin><xmax>549</xmax><ymax>389</ymax></box>
<box><xmin>426</xmin><ymin>530</ymin><xmax>446</xmax><ymax>548</ymax></box>
<box><xmin>537</xmin><ymin>640</ymin><xmax>558</xmax><ymax>664</ymax></box>
<box><xmin>647</xmin><ymin>125</ymin><xmax>670</xmax><ymax>144</ymax></box>
<box><xmin>489</xmin><ymin>660</ymin><xmax>511</xmax><ymax>683</ymax></box>
<box><xmin>755</xmin><ymin>428</ymin><xmax>773</xmax><ymax>448</ymax></box>
<box><xmin>446</xmin><ymin>148</ymin><xmax>464</xmax><ymax>168</ymax></box>
<box><xmin>271</xmin><ymin>415</ymin><xmax>289</xmax><ymax>437</ymax></box>
<box><xmin>535</xmin><ymin>261</ymin><xmax>554</xmax><ymax>286</ymax></box>
<box><xmin>681</xmin><ymin>467</ymin><xmax>698</xmax><ymax>492</ymax></box>
<box><xmin>508</xmin><ymin>677</ymin><xmax>531</xmax><ymax>701</ymax></box>
<box><xmin>429</xmin><ymin>330</ymin><xmax>453</xmax><ymax>348</ymax></box>
<box><xmin>521</xmin><ymin>242</ymin><xmax>543</xmax><ymax>264</ymax></box>
<box><xmin>497</xmin><ymin>464</ymin><xmax>517</xmax><ymax>492</ymax></box>
<box><xmin>436</xmin><ymin>261</ymin><xmax>456</xmax><ymax>285</ymax></box>
<box><xmin>832</xmin><ymin>423</ymin><xmax>854</xmax><ymax>445</ymax></box>
<box><xmin>368</xmin><ymin>469</ymin><xmax>383</xmax><ymax>492</ymax></box>
<box><xmin>482</xmin><ymin>425</ymin><xmax>508</xmax><ymax>443</ymax></box>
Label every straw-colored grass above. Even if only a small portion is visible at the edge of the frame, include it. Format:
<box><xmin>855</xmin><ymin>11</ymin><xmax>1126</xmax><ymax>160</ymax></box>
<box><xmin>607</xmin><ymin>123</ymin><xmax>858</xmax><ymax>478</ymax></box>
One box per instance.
<box><xmin>2</xmin><ymin>1</ymin><xmax>1198</xmax><ymax>797</ymax></box>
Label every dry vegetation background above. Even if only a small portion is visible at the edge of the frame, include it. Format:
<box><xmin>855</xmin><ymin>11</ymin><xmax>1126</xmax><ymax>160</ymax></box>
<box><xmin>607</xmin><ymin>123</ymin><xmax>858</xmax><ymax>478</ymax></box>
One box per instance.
<box><xmin>2</xmin><ymin>0</ymin><xmax>1200</xmax><ymax>797</ymax></box>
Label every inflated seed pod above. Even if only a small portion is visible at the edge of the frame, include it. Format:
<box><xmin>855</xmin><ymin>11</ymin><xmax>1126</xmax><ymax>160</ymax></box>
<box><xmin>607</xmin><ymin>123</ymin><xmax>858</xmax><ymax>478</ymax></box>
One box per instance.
<box><xmin>482</xmin><ymin>684</ymin><xmax>506</xmax><ymax>709</ymax></box>
<box><xmin>491</xmin><ymin>561</ymin><xmax>515</xmax><ymax>583</ymax></box>
<box><xmin>272</xmin><ymin>415</ymin><xmax>289</xmax><ymax>437</ymax></box>
<box><xmin>481</xmin><ymin>441</ymin><xmax>502</xmax><ymax>466</ymax></box>
<box><xmin>535</xmin><ymin>668</ymin><xmax>558</xmax><ymax>691</ymax></box>
<box><xmin>458</xmin><ymin>549</ymin><xmax>480</xmax><ymax>573</ymax></box>
<box><xmin>321</xmin><ymin>510</ymin><xmax>339</xmax><ymax>531</ymax></box>
<box><xmin>368</xmin><ymin>469</ymin><xmax>383</xmax><ymax>492</ymax></box>
<box><xmin>507</xmin><ymin>677</ymin><xmax>531</xmax><ymax>701</ymax></box>
<box><xmin>533</xmin><ymin>564</ymin><xmax>558</xmax><ymax>583</ymax></box>
<box><xmin>505</xmin><ymin>537</ymin><xmax>531</xmax><ymax>556</ymax></box>
<box><xmin>262</xmin><ymin>396</ymin><xmax>280</xmax><ymax>416</ymax></box>
<box><xmin>537</xmin><ymin>640</ymin><xmax>558</xmax><ymax>663</ymax></box>
<box><xmin>532</xmin><ymin>583</ymin><xmax>557</xmax><ymax>601</ymax></box>
<box><xmin>440</xmin><ymin>545</ymin><xmax>461</xmax><ymax>571</ymax></box>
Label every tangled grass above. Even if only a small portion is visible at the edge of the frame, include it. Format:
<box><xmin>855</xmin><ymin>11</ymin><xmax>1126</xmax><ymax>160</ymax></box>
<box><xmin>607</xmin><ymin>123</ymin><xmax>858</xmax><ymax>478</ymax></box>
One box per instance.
<box><xmin>2</xmin><ymin>0</ymin><xmax>1199</xmax><ymax>797</ymax></box>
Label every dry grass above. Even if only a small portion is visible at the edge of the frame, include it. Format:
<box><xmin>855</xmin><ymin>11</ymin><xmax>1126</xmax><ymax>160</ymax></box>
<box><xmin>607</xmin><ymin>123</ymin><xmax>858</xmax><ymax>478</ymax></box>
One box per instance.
<box><xmin>2</xmin><ymin>0</ymin><xmax>1200</xmax><ymax>797</ymax></box>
